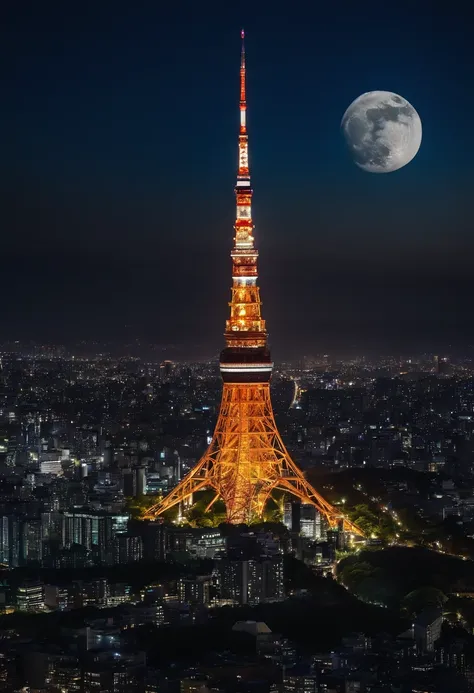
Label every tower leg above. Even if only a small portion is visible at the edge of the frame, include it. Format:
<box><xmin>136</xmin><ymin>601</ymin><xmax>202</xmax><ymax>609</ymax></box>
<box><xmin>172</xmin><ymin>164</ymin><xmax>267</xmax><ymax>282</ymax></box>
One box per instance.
<box><xmin>205</xmin><ymin>494</ymin><xmax>220</xmax><ymax>513</ymax></box>
<box><xmin>142</xmin><ymin>458</ymin><xmax>211</xmax><ymax>520</ymax></box>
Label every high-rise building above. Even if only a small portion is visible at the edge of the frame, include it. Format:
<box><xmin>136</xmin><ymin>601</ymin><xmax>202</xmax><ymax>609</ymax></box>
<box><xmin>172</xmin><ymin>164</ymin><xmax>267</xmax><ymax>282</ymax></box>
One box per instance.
<box><xmin>283</xmin><ymin>666</ymin><xmax>318</xmax><ymax>693</ymax></box>
<box><xmin>144</xmin><ymin>32</ymin><xmax>361</xmax><ymax>536</ymax></box>
<box><xmin>82</xmin><ymin>651</ymin><xmax>146</xmax><ymax>693</ymax></box>
<box><xmin>63</xmin><ymin>511</ymin><xmax>129</xmax><ymax>565</ymax></box>
<box><xmin>283</xmin><ymin>502</ymin><xmax>293</xmax><ymax>531</ymax></box>
<box><xmin>259</xmin><ymin>555</ymin><xmax>285</xmax><ymax>603</ymax></box>
<box><xmin>159</xmin><ymin>360</ymin><xmax>174</xmax><ymax>382</ymax></box>
<box><xmin>72</xmin><ymin>579</ymin><xmax>108</xmax><ymax>608</ymax></box>
<box><xmin>17</xmin><ymin>580</ymin><xmax>44</xmax><ymax>612</ymax></box>
<box><xmin>178</xmin><ymin>575</ymin><xmax>212</xmax><ymax>606</ymax></box>
<box><xmin>300</xmin><ymin>504</ymin><xmax>322</xmax><ymax>540</ymax></box>
<box><xmin>135</xmin><ymin>465</ymin><xmax>146</xmax><ymax>495</ymax></box>
<box><xmin>20</xmin><ymin>518</ymin><xmax>43</xmax><ymax>565</ymax></box>
<box><xmin>74</xmin><ymin>427</ymin><xmax>100</xmax><ymax>461</ymax></box>
<box><xmin>22</xmin><ymin>650</ymin><xmax>81</xmax><ymax>691</ymax></box>
<box><xmin>114</xmin><ymin>533</ymin><xmax>143</xmax><ymax>564</ymax></box>
<box><xmin>7</xmin><ymin>516</ymin><xmax>20</xmax><ymax>568</ymax></box>
<box><xmin>124</xmin><ymin>465</ymin><xmax>147</xmax><ymax>497</ymax></box>
<box><xmin>414</xmin><ymin>608</ymin><xmax>443</xmax><ymax>653</ymax></box>
<box><xmin>214</xmin><ymin>555</ymin><xmax>284</xmax><ymax>605</ymax></box>
<box><xmin>140</xmin><ymin>521</ymin><xmax>166</xmax><ymax>562</ymax></box>
<box><xmin>0</xmin><ymin>516</ymin><xmax>9</xmax><ymax>566</ymax></box>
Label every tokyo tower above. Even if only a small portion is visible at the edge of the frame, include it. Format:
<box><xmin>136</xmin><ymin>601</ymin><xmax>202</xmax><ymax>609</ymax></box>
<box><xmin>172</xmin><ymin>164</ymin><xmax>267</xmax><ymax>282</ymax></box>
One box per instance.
<box><xmin>144</xmin><ymin>31</ymin><xmax>362</xmax><ymax>534</ymax></box>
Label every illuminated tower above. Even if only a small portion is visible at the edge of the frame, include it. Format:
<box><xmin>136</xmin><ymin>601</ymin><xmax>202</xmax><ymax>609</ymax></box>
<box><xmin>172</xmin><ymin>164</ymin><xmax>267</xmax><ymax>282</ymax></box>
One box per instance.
<box><xmin>144</xmin><ymin>31</ymin><xmax>362</xmax><ymax>534</ymax></box>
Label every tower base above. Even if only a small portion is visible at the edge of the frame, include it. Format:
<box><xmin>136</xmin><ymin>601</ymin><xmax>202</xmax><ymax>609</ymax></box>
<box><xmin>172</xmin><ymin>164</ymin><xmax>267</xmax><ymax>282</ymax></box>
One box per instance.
<box><xmin>143</xmin><ymin>382</ymin><xmax>363</xmax><ymax>535</ymax></box>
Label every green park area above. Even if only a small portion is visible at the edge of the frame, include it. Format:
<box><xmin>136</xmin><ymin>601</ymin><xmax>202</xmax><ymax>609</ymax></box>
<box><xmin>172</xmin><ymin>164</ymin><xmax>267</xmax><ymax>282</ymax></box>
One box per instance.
<box><xmin>128</xmin><ymin>490</ymin><xmax>285</xmax><ymax>526</ymax></box>
<box><xmin>336</xmin><ymin>545</ymin><xmax>474</xmax><ymax>630</ymax></box>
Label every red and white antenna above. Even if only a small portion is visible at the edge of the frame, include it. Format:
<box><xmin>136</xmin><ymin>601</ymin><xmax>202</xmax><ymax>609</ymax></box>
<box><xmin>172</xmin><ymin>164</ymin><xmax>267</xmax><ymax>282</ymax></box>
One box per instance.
<box><xmin>240</xmin><ymin>28</ymin><xmax>246</xmax><ymax>134</ymax></box>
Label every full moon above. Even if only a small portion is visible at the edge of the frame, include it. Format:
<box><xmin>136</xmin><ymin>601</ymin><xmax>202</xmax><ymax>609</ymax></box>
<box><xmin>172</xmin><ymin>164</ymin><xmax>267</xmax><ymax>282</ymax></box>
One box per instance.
<box><xmin>341</xmin><ymin>91</ymin><xmax>422</xmax><ymax>173</ymax></box>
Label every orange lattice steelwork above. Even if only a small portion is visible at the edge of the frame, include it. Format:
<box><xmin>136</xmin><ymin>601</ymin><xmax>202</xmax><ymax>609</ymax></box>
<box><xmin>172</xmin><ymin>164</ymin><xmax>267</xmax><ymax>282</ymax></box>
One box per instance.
<box><xmin>143</xmin><ymin>31</ymin><xmax>363</xmax><ymax>535</ymax></box>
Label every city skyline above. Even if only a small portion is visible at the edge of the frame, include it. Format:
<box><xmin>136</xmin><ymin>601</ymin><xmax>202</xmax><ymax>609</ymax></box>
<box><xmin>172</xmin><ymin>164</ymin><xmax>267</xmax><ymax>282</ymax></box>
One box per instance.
<box><xmin>3</xmin><ymin>6</ymin><xmax>474</xmax><ymax>688</ymax></box>
<box><xmin>2</xmin><ymin>2</ymin><xmax>472</xmax><ymax>355</ymax></box>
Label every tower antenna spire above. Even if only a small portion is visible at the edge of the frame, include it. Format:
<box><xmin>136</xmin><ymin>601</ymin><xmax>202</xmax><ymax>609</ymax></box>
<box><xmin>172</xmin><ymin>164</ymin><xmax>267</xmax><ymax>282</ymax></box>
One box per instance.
<box><xmin>240</xmin><ymin>28</ymin><xmax>246</xmax><ymax>134</ymax></box>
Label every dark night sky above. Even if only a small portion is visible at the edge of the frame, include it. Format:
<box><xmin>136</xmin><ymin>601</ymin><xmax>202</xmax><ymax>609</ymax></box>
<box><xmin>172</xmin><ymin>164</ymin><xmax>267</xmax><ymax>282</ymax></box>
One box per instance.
<box><xmin>1</xmin><ymin>1</ymin><xmax>473</xmax><ymax>357</ymax></box>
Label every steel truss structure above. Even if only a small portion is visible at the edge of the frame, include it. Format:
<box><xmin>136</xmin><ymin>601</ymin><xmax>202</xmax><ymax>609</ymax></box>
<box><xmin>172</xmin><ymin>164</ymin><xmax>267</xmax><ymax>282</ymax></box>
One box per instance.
<box><xmin>143</xmin><ymin>31</ymin><xmax>363</xmax><ymax>536</ymax></box>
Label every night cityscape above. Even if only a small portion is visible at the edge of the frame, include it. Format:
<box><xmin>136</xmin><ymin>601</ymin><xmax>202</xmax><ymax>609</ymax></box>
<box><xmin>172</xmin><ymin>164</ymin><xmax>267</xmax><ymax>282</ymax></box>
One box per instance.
<box><xmin>2</xmin><ymin>346</ymin><xmax>474</xmax><ymax>691</ymax></box>
<box><xmin>2</xmin><ymin>2</ymin><xmax>474</xmax><ymax>692</ymax></box>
